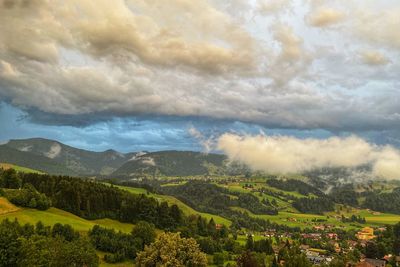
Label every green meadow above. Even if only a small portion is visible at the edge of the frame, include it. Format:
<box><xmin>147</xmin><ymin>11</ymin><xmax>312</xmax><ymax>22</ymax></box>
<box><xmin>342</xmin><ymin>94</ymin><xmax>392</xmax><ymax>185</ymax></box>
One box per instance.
<box><xmin>0</xmin><ymin>197</ymin><xmax>134</xmax><ymax>233</ymax></box>
<box><xmin>0</xmin><ymin>163</ymin><xmax>44</xmax><ymax>174</ymax></box>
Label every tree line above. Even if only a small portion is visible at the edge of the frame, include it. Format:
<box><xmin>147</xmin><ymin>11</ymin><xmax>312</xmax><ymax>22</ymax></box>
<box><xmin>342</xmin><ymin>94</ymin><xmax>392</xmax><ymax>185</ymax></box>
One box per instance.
<box><xmin>0</xmin><ymin>219</ymin><xmax>98</xmax><ymax>267</ymax></box>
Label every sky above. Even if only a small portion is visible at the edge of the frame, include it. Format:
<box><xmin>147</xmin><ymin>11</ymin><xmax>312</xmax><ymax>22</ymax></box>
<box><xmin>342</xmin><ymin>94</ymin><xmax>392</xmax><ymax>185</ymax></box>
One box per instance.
<box><xmin>0</xmin><ymin>0</ymin><xmax>399</xmax><ymax>171</ymax></box>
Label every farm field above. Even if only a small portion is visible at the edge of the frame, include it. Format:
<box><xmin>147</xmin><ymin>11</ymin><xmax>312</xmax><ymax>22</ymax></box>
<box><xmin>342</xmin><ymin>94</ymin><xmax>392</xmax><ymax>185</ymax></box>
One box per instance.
<box><xmin>0</xmin><ymin>197</ymin><xmax>134</xmax><ymax>233</ymax></box>
<box><xmin>231</xmin><ymin>205</ymin><xmax>400</xmax><ymax>230</ymax></box>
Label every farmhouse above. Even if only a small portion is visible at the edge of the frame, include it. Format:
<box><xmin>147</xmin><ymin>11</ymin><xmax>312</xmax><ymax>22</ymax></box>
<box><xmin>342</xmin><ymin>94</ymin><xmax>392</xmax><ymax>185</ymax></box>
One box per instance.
<box><xmin>356</xmin><ymin>227</ymin><xmax>376</xmax><ymax>241</ymax></box>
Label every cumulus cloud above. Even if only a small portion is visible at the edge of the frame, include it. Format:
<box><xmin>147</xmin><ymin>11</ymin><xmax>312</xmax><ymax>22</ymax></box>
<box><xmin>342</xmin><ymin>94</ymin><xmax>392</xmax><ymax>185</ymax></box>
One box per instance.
<box><xmin>354</xmin><ymin>8</ymin><xmax>400</xmax><ymax>50</ymax></box>
<box><xmin>306</xmin><ymin>7</ymin><xmax>345</xmax><ymax>27</ymax></box>
<box><xmin>360</xmin><ymin>50</ymin><xmax>390</xmax><ymax>66</ymax></box>
<box><xmin>217</xmin><ymin>133</ymin><xmax>400</xmax><ymax>180</ymax></box>
<box><xmin>269</xmin><ymin>24</ymin><xmax>311</xmax><ymax>85</ymax></box>
<box><xmin>257</xmin><ymin>0</ymin><xmax>290</xmax><ymax>15</ymax></box>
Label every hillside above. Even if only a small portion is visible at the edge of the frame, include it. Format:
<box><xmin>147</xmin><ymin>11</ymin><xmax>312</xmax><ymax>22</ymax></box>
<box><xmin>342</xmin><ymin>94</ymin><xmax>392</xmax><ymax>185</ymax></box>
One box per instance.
<box><xmin>3</xmin><ymin>138</ymin><xmax>136</xmax><ymax>175</ymax></box>
<box><xmin>0</xmin><ymin>163</ymin><xmax>44</xmax><ymax>174</ymax></box>
<box><xmin>112</xmin><ymin>150</ymin><xmax>226</xmax><ymax>177</ymax></box>
<box><xmin>0</xmin><ymin>145</ymin><xmax>74</xmax><ymax>175</ymax></box>
<box><xmin>0</xmin><ymin>197</ymin><xmax>134</xmax><ymax>233</ymax></box>
<box><xmin>0</xmin><ymin>138</ymin><xmax>228</xmax><ymax>177</ymax></box>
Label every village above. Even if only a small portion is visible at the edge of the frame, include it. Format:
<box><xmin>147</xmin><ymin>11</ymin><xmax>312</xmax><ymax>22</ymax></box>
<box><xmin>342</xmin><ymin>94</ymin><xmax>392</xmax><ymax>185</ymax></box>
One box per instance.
<box><xmin>252</xmin><ymin>226</ymin><xmax>400</xmax><ymax>267</ymax></box>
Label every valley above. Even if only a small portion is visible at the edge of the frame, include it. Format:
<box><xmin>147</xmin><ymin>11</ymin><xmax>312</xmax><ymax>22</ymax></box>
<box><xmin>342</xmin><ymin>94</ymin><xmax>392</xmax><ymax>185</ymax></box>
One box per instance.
<box><xmin>0</xmin><ymin>139</ymin><xmax>399</xmax><ymax>267</ymax></box>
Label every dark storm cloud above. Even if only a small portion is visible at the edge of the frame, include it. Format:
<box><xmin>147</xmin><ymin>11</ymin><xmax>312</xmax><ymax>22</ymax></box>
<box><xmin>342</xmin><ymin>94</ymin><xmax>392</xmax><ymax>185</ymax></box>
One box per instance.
<box><xmin>0</xmin><ymin>0</ymin><xmax>400</xmax><ymax>156</ymax></box>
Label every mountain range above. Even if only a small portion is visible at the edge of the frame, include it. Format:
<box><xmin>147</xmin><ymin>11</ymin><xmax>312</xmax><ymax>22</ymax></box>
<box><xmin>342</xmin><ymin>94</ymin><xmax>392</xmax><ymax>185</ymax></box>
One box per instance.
<box><xmin>0</xmin><ymin>138</ymin><xmax>226</xmax><ymax>177</ymax></box>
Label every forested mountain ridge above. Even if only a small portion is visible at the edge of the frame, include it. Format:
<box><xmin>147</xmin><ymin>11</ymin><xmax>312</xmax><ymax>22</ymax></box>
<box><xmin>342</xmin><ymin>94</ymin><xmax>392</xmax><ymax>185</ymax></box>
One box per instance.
<box><xmin>0</xmin><ymin>145</ymin><xmax>74</xmax><ymax>175</ymax></box>
<box><xmin>0</xmin><ymin>138</ymin><xmax>227</xmax><ymax>177</ymax></box>
<box><xmin>3</xmin><ymin>138</ymin><xmax>136</xmax><ymax>176</ymax></box>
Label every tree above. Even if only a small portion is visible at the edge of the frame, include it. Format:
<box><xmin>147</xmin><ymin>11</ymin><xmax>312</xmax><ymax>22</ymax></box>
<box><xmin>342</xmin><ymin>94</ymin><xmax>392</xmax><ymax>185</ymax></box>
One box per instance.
<box><xmin>131</xmin><ymin>221</ymin><xmax>156</xmax><ymax>250</ymax></box>
<box><xmin>52</xmin><ymin>223</ymin><xmax>78</xmax><ymax>242</ymax></box>
<box><xmin>246</xmin><ymin>235</ymin><xmax>254</xmax><ymax>251</ymax></box>
<box><xmin>18</xmin><ymin>235</ymin><xmax>53</xmax><ymax>266</ymax></box>
<box><xmin>56</xmin><ymin>237</ymin><xmax>99</xmax><ymax>267</ymax></box>
<box><xmin>236</xmin><ymin>251</ymin><xmax>259</xmax><ymax>267</ymax></box>
<box><xmin>136</xmin><ymin>232</ymin><xmax>207</xmax><ymax>267</ymax></box>
<box><xmin>1</xmin><ymin>169</ymin><xmax>21</xmax><ymax>189</ymax></box>
<box><xmin>393</xmin><ymin>222</ymin><xmax>400</xmax><ymax>255</ymax></box>
<box><xmin>213</xmin><ymin>252</ymin><xmax>225</xmax><ymax>267</ymax></box>
<box><xmin>271</xmin><ymin>256</ymin><xmax>279</xmax><ymax>267</ymax></box>
<box><xmin>365</xmin><ymin>242</ymin><xmax>379</xmax><ymax>259</ymax></box>
<box><xmin>0</xmin><ymin>219</ymin><xmax>20</xmax><ymax>267</ymax></box>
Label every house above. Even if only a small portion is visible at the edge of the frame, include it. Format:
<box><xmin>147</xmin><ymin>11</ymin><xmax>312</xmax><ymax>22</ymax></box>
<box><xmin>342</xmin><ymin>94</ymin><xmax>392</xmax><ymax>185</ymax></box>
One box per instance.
<box><xmin>301</xmin><ymin>233</ymin><xmax>322</xmax><ymax>240</ymax></box>
<box><xmin>334</xmin><ymin>242</ymin><xmax>341</xmax><ymax>253</ymax></box>
<box><xmin>357</xmin><ymin>227</ymin><xmax>376</xmax><ymax>240</ymax></box>
<box><xmin>327</xmin><ymin>233</ymin><xmax>338</xmax><ymax>240</ymax></box>
<box><xmin>314</xmin><ymin>225</ymin><xmax>325</xmax><ymax>231</ymax></box>
<box><xmin>348</xmin><ymin>240</ymin><xmax>358</xmax><ymax>250</ymax></box>
<box><xmin>215</xmin><ymin>224</ymin><xmax>223</xmax><ymax>230</ymax></box>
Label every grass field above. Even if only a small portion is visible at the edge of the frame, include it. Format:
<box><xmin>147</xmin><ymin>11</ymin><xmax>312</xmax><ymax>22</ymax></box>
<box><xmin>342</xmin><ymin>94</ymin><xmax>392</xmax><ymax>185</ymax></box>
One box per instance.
<box><xmin>232</xmin><ymin>204</ymin><xmax>400</xmax><ymax>230</ymax></box>
<box><xmin>109</xmin><ymin>184</ymin><xmax>232</xmax><ymax>226</ymax></box>
<box><xmin>327</xmin><ymin>207</ymin><xmax>400</xmax><ymax>226</ymax></box>
<box><xmin>0</xmin><ymin>163</ymin><xmax>44</xmax><ymax>174</ymax></box>
<box><xmin>0</xmin><ymin>197</ymin><xmax>134</xmax><ymax>233</ymax></box>
<box><xmin>0</xmin><ymin>197</ymin><xmax>20</xmax><ymax>214</ymax></box>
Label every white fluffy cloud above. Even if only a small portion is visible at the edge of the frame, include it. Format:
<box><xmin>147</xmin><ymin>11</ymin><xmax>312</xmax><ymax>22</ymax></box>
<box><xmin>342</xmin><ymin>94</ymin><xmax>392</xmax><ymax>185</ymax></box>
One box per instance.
<box><xmin>217</xmin><ymin>133</ymin><xmax>400</xmax><ymax>180</ymax></box>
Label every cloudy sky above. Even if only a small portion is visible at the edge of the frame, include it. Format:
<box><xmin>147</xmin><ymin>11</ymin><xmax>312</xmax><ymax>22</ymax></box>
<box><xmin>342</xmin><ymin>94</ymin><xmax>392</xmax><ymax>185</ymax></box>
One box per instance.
<box><xmin>0</xmin><ymin>0</ymin><xmax>399</xmax><ymax>155</ymax></box>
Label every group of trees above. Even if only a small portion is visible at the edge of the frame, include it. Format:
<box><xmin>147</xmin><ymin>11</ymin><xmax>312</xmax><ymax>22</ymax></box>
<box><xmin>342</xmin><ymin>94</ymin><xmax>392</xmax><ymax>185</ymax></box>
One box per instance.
<box><xmin>234</xmin><ymin>241</ymin><xmax>313</xmax><ymax>267</ymax></box>
<box><xmin>0</xmin><ymin>219</ymin><xmax>98</xmax><ymax>267</ymax></box>
<box><xmin>363</xmin><ymin>188</ymin><xmax>400</xmax><ymax>214</ymax></box>
<box><xmin>162</xmin><ymin>180</ymin><xmax>277</xmax><ymax>215</ymax></box>
<box><xmin>0</xmin><ymin>170</ymin><xmax>186</xmax><ymax>231</ymax></box>
<box><xmin>0</xmin><ymin>168</ymin><xmax>22</xmax><ymax>188</ymax></box>
<box><xmin>88</xmin><ymin>221</ymin><xmax>156</xmax><ymax>263</ymax></box>
<box><xmin>329</xmin><ymin>185</ymin><xmax>359</xmax><ymax>207</ymax></box>
<box><xmin>245</xmin><ymin>235</ymin><xmax>274</xmax><ymax>255</ymax></box>
<box><xmin>161</xmin><ymin>180</ymin><xmax>278</xmax><ymax>231</ymax></box>
<box><xmin>340</xmin><ymin>214</ymin><xmax>366</xmax><ymax>224</ymax></box>
<box><xmin>292</xmin><ymin>197</ymin><xmax>335</xmax><ymax>214</ymax></box>
<box><xmin>266</xmin><ymin>179</ymin><xmax>324</xmax><ymax>197</ymax></box>
<box><xmin>3</xmin><ymin>182</ymin><xmax>51</xmax><ymax>210</ymax></box>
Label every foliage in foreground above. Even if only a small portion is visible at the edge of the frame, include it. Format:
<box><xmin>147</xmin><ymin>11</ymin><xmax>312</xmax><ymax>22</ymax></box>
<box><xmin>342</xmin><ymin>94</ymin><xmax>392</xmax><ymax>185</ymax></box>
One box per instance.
<box><xmin>136</xmin><ymin>232</ymin><xmax>208</xmax><ymax>267</ymax></box>
<box><xmin>0</xmin><ymin>219</ymin><xmax>99</xmax><ymax>267</ymax></box>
